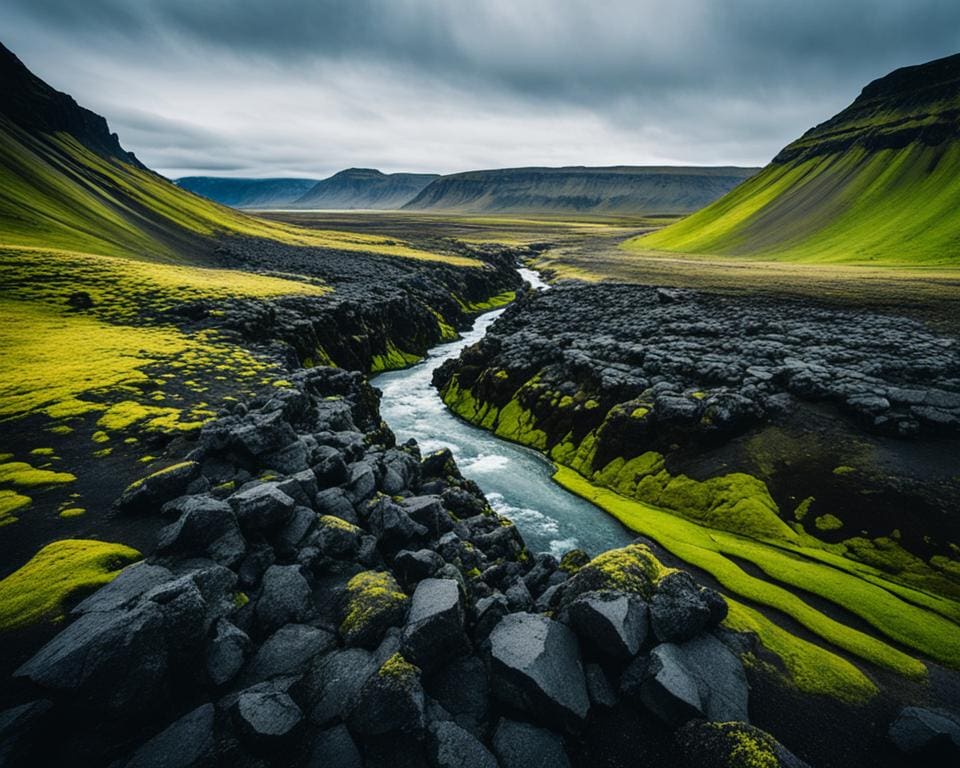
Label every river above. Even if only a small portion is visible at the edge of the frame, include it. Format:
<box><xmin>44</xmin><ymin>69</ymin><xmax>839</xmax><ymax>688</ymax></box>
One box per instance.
<box><xmin>373</xmin><ymin>268</ymin><xmax>633</xmax><ymax>557</ymax></box>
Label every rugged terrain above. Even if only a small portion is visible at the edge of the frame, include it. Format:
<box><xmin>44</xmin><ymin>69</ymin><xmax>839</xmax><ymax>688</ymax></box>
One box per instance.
<box><xmin>403</xmin><ymin>166</ymin><xmax>758</xmax><ymax>215</ymax></box>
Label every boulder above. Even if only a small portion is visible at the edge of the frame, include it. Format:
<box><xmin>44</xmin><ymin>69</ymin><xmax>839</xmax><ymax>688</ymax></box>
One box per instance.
<box><xmin>255</xmin><ymin>565</ymin><xmax>313</xmax><ymax>633</ymax></box>
<box><xmin>565</xmin><ymin>590</ymin><xmax>648</xmax><ymax>659</ymax></box>
<box><xmin>315</xmin><ymin>514</ymin><xmax>363</xmax><ymax>558</ymax></box>
<box><xmin>339</xmin><ymin>571</ymin><xmax>410</xmax><ymax>648</ymax></box>
<box><xmin>889</xmin><ymin>706</ymin><xmax>960</xmax><ymax>759</ymax></box>
<box><xmin>584</xmin><ymin>663</ymin><xmax>619</xmax><ymax>709</ymax></box>
<box><xmin>304</xmin><ymin>723</ymin><xmax>363</xmax><ymax>768</ymax></box>
<box><xmin>300</xmin><ymin>648</ymin><xmax>379</xmax><ymax>725</ymax></box>
<box><xmin>427</xmin><ymin>719</ymin><xmax>498</xmax><ymax>768</ymax></box>
<box><xmin>275</xmin><ymin>505</ymin><xmax>318</xmax><ymax>556</ymax></box>
<box><xmin>488</xmin><ymin>613</ymin><xmax>590</xmax><ymax>729</ymax></box>
<box><xmin>348</xmin><ymin>652</ymin><xmax>426</xmax><ymax>737</ymax></box>
<box><xmin>115</xmin><ymin>461</ymin><xmax>200</xmax><ymax>514</ymax></box>
<box><xmin>675</xmin><ymin>720</ymin><xmax>811</xmax><ymax>768</ymax></box>
<box><xmin>0</xmin><ymin>700</ymin><xmax>52</xmax><ymax>766</ymax></box>
<box><xmin>367</xmin><ymin>499</ymin><xmax>429</xmax><ymax>553</ymax></box>
<box><xmin>557</xmin><ymin>543</ymin><xmax>665</xmax><ymax>607</ymax></box>
<box><xmin>650</xmin><ymin>572</ymin><xmax>716</xmax><ymax>643</ymax></box>
<box><xmin>402</xmin><ymin>578</ymin><xmax>467</xmax><ymax>670</ymax></box>
<box><xmin>122</xmin><ymin>703</ymin><xmax>215</xmax><ymax>768</ymax></box>
<box><xmin>206</xmin><ymin>619</ymin><xmax>251</xmax><ymax>686</ymax></box>
<box><xmin>314</xmin><ymin>487</ymin><xmax>358</xmax><ymax>524</ymax></box>
<box><xmin>402</xmin><ymin>496</ymin><xmax>452</xmax><ymax>539</ymax></box>
<box><xmin>623</xmin><ymin>636</ymin><xmax>748</xmax><ymax>727</ymax></box>
<box><xmin>241</xmin><ymin>624</ymin><xmax>335</xmax><ymax>685</ymax></box>
<box><xmin>228</xmin><ymin>482</ymin><xmax>296</xmax><ymax>533</ymax></box>
<box><xmin>228</xmin><ymin>409</ymin><xmax>298</xmax><ymax>457</ymax></box>
<box><xmin>233</xmin><ymin>690</ymin><xmax>302</xmax><ymax>747</ymax></box>
<box><xmin>395</xmin><ymin>548</ymin><xmax>445</xmax><ymax>585</ymax></box>
<box><xmin>492</xmin><ymin>718</ymin><xmax>571</xmax><ymax>768</ymax></box>
<box><xmin>71</xmin><ymin>562</ymin><xmax>173</xmax><ymax>616</ymax></box>
<box><xmin>312</xmin><ymin>445</ymin><xmax>350</xmax><ymax>486</ymax></box>
<box><xmin>156</xmin><ymin>495</ymin><xmax>246</xmax><ymax>567</ymax></box>
<box><xmin>425</xmin><ymin>656</ymin><xmax>491</xmax><ymax>737</ymax></box>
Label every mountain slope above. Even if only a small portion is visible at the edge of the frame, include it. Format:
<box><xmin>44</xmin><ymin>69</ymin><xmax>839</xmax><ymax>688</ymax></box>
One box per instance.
<box><xmin>0</xmin><ymin>43</ymin><xmax>459</xmax><ymax>265</ymax></box>
<box><xmin>402</xmin><ymin>165</ymin><xmax>758</xmax><ymax>214</ymax></box>
<box><xmin>175</xmin><ymin>177</ymin><xmax>319</xmax><ymax>209</ymax></box>
<box><xmin>292</xmin><ymin>168</ymin><xmax>439</xmax><ymax>209</ymax></box>
<box><xmin>632</xmin><ymin>52</ymin><xmax>960</xmax><ymax>265</ymax></box>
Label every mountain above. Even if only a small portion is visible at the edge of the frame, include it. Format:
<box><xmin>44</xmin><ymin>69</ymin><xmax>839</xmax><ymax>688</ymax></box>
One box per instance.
<box><xmin>401</xmin><ymin>166</ymin><xmax>759</xmax><ymax>214</ymax></box>
<box><xmin>292</xmin><ymin>168</ymin><xmax>439</xmax><ymax>209</ymax></box>
<box><xmin>0</xmin><ymin>43</ymin><xmax>441</xmax><ymax>264</ymax></box>
<box><xmin>175</xmin><ymin>177</ymin><xmax>319</xmax><ymax>209</ymax></box>
<box><xmin>633</xmin><ymin>53</ymin><xmax>960</xmax><ymax>265</ymax></box>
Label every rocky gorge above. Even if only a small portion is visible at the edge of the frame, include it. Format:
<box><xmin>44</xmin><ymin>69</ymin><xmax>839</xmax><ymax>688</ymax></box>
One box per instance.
<box><xmin>1</xmin><ymin>362</ymin><xmax>807</xmax><ymax>768</ymax></box>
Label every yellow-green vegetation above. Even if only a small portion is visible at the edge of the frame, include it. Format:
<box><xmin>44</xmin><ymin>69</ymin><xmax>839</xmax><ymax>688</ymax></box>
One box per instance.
<box><xmin>319</xmin><ymin>514</ymin><xmax>360</xmax><ymax>533</ymax></box>
<box><xmin>120</xmin><ymin>461</ymin><xmax>196</xmax><ymax>497</ymax></box>
<box><xmin>690</xmin><ymin>721</ymin><xmax>783</xmax><ymax>768</ymax></box>
<box><xmin>370</xmin><ymin>341</ymin><xmax>423</xmax><ymax>373</ymax></box>
<box><xmin>0</xmin><ymin>489</ymin><xmax>30</xmax><ymax>526</ymax></box>
<box><xmin>629</xmin><ymin>75</ymin><xmax>960</xmax><ymax>267</ymax></box>
<box><xmin>578</xmin><ymin>543</ymin><xmax>672</xmax><ymax>597</ymax></box>
<box><xmin>0</xmin><ymin>461</ymin><xmax>75</xmax><ymax>487</ymax></box>
<box><xmin>0</xmin><ymin>125</ymin><xmax>478</xmax><ymax>267</ymax></box>
<box><xmin>555</xmin><ymin>466</ymin><xmax>959</xmax><ymax>682</ymax></box>
<box><xmin>442</xmin><ymin>376</ymin><xmax>549</xmax><ymax>450</ymax></box>
<box><xmin>58</xmin><ymin>507</ymin><xmax>85</xmax><ymax>518</ymax></box>
<box><xmin>724</xmin><ymin>599</ymin><xmax>877</xmax><ymax>703</ymax></box>
<box><xmin>456</xmin><ymin>290</ymin><xmax>516</xmax><ymax>313</ymax></box>
<box><xmin>339</xmin><ymin>570</ymin><xmax>409</xmax><ymax>639</ymax></box>
<box><xmin>378</xmin><ymin>652</ymin><xmax>419</xmax><ymax>684</ymax></box>
<box><xmin>0</xmin><ymin>539</ymin><xmax>141</xmax><ymax>631</ymax></box>
<box><xmin>815</xmin><ymin>513</ymin><xmax>844</xmax><ymax>532</ymax></box>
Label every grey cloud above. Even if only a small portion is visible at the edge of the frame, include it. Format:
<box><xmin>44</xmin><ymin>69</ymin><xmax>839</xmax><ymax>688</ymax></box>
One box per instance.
<box><xmin>1</xmin><ymin>1</ymin><xmax>957</xmax><ymax>177</ymax></box>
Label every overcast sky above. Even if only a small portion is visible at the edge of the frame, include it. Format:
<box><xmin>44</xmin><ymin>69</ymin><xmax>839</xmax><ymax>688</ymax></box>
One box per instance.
<box><xmin>2</xmin><ymin>0</ymin><xmax>958</xmax><ymax>179</ymax></box>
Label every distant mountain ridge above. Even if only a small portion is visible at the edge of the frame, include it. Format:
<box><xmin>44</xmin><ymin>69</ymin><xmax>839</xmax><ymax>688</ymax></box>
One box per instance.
<box><xmin>635</xmin><ymin>52</ymin><xmax>960</xmax><ymax>265</ymax></box>
<box><xmin>291</xmin><ymin>168</ymin><xmax>440</xmax><ymax>210</ymax></box>
<box><xmin>402</xmin><ymin>165</ymin><xmax>759</xmax><ymax>214</ymax></box>
<box><xmin>175</xmin><ymin>177</ymin><xmax>319</xmax><ymax>209</ymax></box>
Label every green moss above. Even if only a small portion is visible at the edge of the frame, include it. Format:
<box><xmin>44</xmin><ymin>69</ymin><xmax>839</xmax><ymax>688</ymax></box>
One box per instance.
<box><xmin>457</xmin><ymin>290</ymin><xmax>516</xmax><ymax>313</ymax></box>
<box><xmin>29</xmin><ymin>448</ymin><xmax>55</xmax><ymax>457</ymax></box>
<box><xmin>233</xmin><ymin>591</ymin><xmax>250</xmax><ymax>608</ymax></box>
<box><xmin>0</xmin><ymin>539</ymin><xmax>141</xmax><ymax>631</ymax></box>
<box><xmin>58</xmin><ymin>507</ymin><xmax>86</xmax><ymax>518</ymax></box>
<box><xmin>558</xmin><ymin>548</ymin><xmax>590</xmax><ymax>574</ymax></box>
<box><xmin>793</xmin><ymin>496</ymin><xmax>815</xmax><ymax>521</ymax></box>
<box><xmin>815</xmin><ymin>513</ymin><xmax>844</xmax><ymax>531</ymax></box>
<box><xmin>578</xmin><ymin>543</ymin><xmax>672</xmax><ymax>597</ymax></box>
<box><xmin>370</xmin><ymin>341</ymin><xmax>422</xmax><ymax>373</ymax></box>
<box><xmin>319</xmin><ymin>514</ymin><xmax>360</xmax><ymax>533</ymax></box>
<box><xmin>339</xmin><ymin>570</ymin><xmax>409</xmax><ymax>642</ymax></box>
<box><xmin>0</xmin><ymin>490</ymin><xmax>31</xmax><ymax>526</ymax></box>
<box><xmin>833</xmin><ymin>465</ymin><xmax>857</xmax><ymax>476</ymax></box>
<box><xmin>724</xmin><ymin>599</ymin><xmax>877</xmax><ymax>704</ymax></box>
<box><xmin>379</xmin><ymin>652</ymin><xmax>419</xmax><ymax>683</ymax></box>
<box><xmin>0</xmin><ymin>461</ymin><xmax>76</xmax><ymax>488</ymax></box>
<box><xmin>554</xmin><ymin>466</ymin><xmax>939</xmax><ymax>679</ymax></box>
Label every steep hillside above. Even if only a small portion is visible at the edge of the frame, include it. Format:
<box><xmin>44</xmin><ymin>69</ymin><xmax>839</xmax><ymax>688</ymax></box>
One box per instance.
<box><xmin>175</xmin><ymin>176</ymin><xmax>319</xmax><ymax>208</ymax></box>
<box><xmin>292</xmin><ymin>167</ymin><xmax>439</xmax><ymax>209</ymax></box>
<box><xmin>0</xmin><ymin>44</ymin><xmax>462</xmax><ymax>265</ymax></box>
<box><xmin>633</xmin><ymin>53</ymin><xmax>960</xmax><ymax>265</ymax></box>
<box><xmin>402</xmin><ymin>165</ymin><xmax>758</xmax><ymax>214</ymax></box>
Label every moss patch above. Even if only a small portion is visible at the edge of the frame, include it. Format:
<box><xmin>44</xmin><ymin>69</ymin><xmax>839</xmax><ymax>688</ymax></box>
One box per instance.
<box><xmin>0</xmin><ymin>539</ymin><xmax>141</xmax><ymax>631</ymax></box>
<box><xmin>339</xmin><ymin>570</ymin><xmax>409</xmax><ymax>646</ymax></box>
<box><xmin>0</xmin><ymin>461</ymin><xmax>75</xmax><ymax>488</ymax></box>
<box><xmin>0</xmin><ymin>490</ymin><xmax>31</xmax><ymax>526</ymax></box>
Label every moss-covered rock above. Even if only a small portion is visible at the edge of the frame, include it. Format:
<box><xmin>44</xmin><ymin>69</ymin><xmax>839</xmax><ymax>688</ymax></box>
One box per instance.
<box><xmin>339</xmin><ymin>570</ymin><xmax>410</xmax><ymax>648</ymax></box>
<box><xmin>675</xmin><ymin>720</ymin><xmax>809</xmax><ymax>768</ymax></box>
<box><xmin>558</xmin><ymin>543</ymin><xmax>670</xmax><ymax>606</ymax></box>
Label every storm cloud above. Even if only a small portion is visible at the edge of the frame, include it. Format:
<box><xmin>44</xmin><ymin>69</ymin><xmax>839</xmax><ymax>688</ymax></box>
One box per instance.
<box><xmin>2</xmin><ymin>0</ymin><xmax>958</xmax><ymax>177</ymax></box>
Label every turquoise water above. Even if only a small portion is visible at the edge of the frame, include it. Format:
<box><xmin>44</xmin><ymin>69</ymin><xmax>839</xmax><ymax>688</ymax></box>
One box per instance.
<box><xmin>374</xmin><ymin>269</ymin><xmax>633</xmax><ymax>557</ymax></box>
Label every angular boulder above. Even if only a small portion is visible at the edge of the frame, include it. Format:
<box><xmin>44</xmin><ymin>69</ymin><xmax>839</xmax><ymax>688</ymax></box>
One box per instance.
<box><xmin>889</xmin><ymin>706</ymin><xmax>960</xmax><ymax>759</ymax></box>
<box><xmin>156</xmin><ymin>495</ymin><xmax>246</xmax><ymax>567</ymax></box>
<box><xmin>428</xmin><ymin>719</ymin><xmax>498</xmax><ymax>768</ymax></box>
<box><xmin>676</xmin><ymin>720</ymin><xmax>811</xmax><ymax>768</ymax></box>
<box><xmin>565</xmin><ymin>590</ymin><xmax>648</xmax><ymax>659</ymax></box>
<box><xmin>233</xmin><ymin>690</ymin><xmax>302</xmax><ymax>747</ymax></box>
<box><xmin>115</xmin><ymin>461</ymin><xmax>200</xmax><ymax>514</ymax></box>
<box><xmin>492</xmin><ymin>718</ymin><xmax>571</xmax><ymax>768</ymax></box>
<box><xmin>402</xmin><ymin>578</ymin><xmax>467</xmax><ymax>670</ymax></box>
<box><xmin>255</xmin><ymin>565</ymin><xmax>313</xmax><ymax>633</ymax></box>
<box><xmin>339</xmin><ymin>570</ymin><xmax>410</xmax><ymax>648</ymax></box>
<box><xmin>122</xmin><ymin>703</ymin><xmax>216</xmax><ymax>768</ymax></box>
<box><xmin>348</xmin><ymin>652</ymin><xmax>426</xmax><ymax>737</ymax></box>
<box><xmin>228</xmin><ymin>483</ymin><xmax>295</xmax><ymax>533</ymax></box>
<box><xmin>488</xmin><ymin>613</ymin><xmax>590</xmax><ymax>729</ymax></box>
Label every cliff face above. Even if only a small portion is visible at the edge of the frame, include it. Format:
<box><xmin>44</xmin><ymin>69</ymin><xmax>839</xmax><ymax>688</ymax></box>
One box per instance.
<box><xmin>402</xmin><ymin>165</ymin><xmax>758</xmax><ymax>214</ymax></box>
<box><xmin>292</xmin><ymin>168</ymin><xmax>439</xmax><ymax>209</ymax></box>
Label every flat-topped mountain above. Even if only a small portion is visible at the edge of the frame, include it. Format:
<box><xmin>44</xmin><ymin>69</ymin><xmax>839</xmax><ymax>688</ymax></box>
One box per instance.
<box><xmin>635</xmin><ymin>52</ymin><xmax>960</xmax><ymax>265</ymax></box>
<box><xmin>292</xmin><ymin>167</ymin><xmax>439</xmax><ymax>209</ymax></box>
<box><xmin>175</xmin><ymin>177</ymin><xmax>319</xmax><ymax>209</ymax></box>
<box><xmin>402</xmin><ymin>165</ymin><xmax>759</xmax><ymax>214</ymax></box>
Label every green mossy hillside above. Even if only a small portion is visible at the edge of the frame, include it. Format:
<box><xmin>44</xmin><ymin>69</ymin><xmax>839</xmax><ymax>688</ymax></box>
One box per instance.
<box><xmin>630</xmin><ymin>54</ymin><xmax>960</xmax><ymax>266</ymax></box>
<box><xmin>0</xmin><ymin>538</ymin><xmax>141</xmax><ymax>631</ymax></box>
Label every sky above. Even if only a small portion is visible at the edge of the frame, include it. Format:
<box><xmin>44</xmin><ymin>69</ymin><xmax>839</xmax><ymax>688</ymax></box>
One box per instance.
<box><xmin>2</xmin><ymin>0</ymin><xmax>959</xmax><ymax>179</ymax></box>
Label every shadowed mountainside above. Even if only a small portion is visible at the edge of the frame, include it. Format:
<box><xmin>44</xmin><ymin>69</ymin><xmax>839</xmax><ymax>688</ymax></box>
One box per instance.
<box><xmin>402</xmin><ymin>165</ymin><xmax>759</xmax><ymax>214</ymax></box>
<box><xmin>632</xmin><ymin>52</ymin><xmax>960</xmax><ymax>265</ymax></box>
<box><xmin>175</xmin><ymin>177</ymin><xmax>320</xmax><ymax>209</ymax></box>
<box><xmin>291</xmin><ymin>167</ymin><xmax>440</xmax><ymax>210</ymax></box>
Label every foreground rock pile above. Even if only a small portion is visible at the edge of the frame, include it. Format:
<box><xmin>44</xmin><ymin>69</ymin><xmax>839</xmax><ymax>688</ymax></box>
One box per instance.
<box><xmin>1</xmin><ymin>366</ymin><xmax>806</xmax><ymax>767</ymax></box>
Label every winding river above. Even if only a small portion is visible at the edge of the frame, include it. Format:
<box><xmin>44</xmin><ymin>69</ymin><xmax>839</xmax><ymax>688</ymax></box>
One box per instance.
<box><xmin>374</xmin><ymin>269</ymin><xmax>633</xmax><ymax>557</ymax></box>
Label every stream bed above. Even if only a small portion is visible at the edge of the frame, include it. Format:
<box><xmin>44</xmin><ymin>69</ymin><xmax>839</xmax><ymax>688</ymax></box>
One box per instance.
<box><xmin>374</xmin><ymin>268</ymin><xmax>633</xmax><ymax>556</ymax></box>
